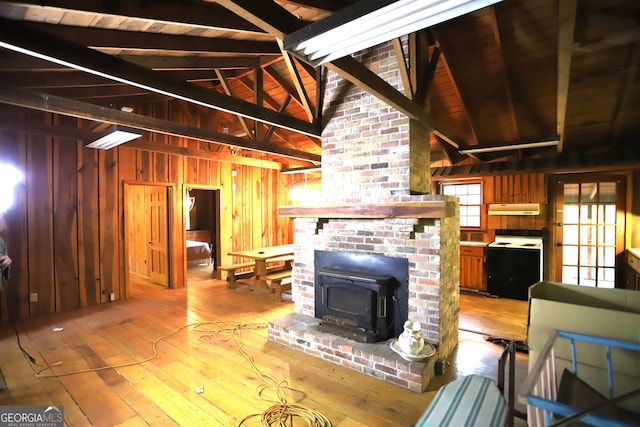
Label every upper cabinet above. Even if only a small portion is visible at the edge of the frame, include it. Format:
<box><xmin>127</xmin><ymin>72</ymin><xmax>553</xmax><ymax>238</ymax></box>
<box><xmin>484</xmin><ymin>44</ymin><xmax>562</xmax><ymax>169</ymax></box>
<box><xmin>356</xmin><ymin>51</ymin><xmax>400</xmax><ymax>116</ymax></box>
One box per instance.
<box><xmin>484</xmin><ymin>174</ymin><xmax>547</xmax><ymax>204</ymax></box>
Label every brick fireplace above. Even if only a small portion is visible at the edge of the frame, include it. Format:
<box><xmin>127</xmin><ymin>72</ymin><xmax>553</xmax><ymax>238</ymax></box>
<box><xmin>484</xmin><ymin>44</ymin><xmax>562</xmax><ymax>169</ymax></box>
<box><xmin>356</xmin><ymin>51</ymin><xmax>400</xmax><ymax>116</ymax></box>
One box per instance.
<box><xmin>269</xmin><ymin>41</ymin><xmax>460</xmax><ymax>392</ymax></box>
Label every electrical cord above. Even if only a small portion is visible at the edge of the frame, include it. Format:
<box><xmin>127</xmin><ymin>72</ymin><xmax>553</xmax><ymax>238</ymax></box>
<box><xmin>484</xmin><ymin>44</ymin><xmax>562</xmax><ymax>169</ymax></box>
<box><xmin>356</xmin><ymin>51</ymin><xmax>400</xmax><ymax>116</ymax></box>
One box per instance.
<box><xmin>195</xmin><ymin>322</ymin><xmax>331</xmax><ymax>427</ymax></box>
<box><xmin>32</xmin><ymin>320</ymin><xmax>332</xmax><ymax>427</ymax></box>
<box><xmin>1</xmin><ymin>282</ymin><xmax>37</xmax><ymax>364</ymax></box>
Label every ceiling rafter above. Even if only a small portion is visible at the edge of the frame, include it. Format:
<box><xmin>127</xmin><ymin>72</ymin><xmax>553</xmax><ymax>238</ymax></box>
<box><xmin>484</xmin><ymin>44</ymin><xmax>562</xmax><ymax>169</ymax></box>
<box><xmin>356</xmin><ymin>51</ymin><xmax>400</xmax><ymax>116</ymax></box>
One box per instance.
<box><xmin>0</xmin><ymin>69</ymin><xmax>239</xmax><ymax>89</ymax></box>
<box><xmin>253</xmin><ymin>65</ymin><xmax>264</xmax><ymax>140</ymax></box>
<box><xmin>265</xmin><ymin>94</ymin><xmax>293</xmax><ymax>143</ymax></box>
<box><xmin>235</xmin><ymin>75</ymin><xmax>302</xmax><ymax>146</ymax></box>
<box><xmin>0</xmin><ymin>0</ymin><xmax>636</xmax><ymax>172</ymax></box>
<box><xmin>556</xmin><ymin>0</ymin><xmax>577</xmax><ymax>153</ymax></box>
<box><xmin>263</xmin><ymin>66</ymin><xmax>307</xmax><ymax>112</ymax></box>
<box><xmin>277</xmin><ymin>38</ymin><xmax>315</xmax><ymax>121</ymax></box>
<box><xmin>22</xmin><ymin>21</ymin><xmax>279</xmax><ymax>54</ymax></box>
<box><xmin>487</xmin><ymin>7</ymin><xmax>519</xmax><ymax>140</ymax></box>
<box><xmin>214</xmin><ymin>68</ymin><xmax>254</xmax><ymax>139</ymax></box>
<box><xmin>392</xmin><ymin>38</ymin><xmax>413</xmax><ymax>99</ymax></box>
<box><xmin>215</xmin><ymin>0</ymin><xmax>469</xmax><ymax>150</ymax></box>
<box><xmin>0</xmin><ymin>53</ymin><xmax>263</xmax><ymax>72</ymax></box>
<box><xmin>430</xmin><ymin>34</ymin><xmax>481</xmax><ymax>162</ymax></box>
<box><xmin>412</xmin><ymin>33</ymin><xmax>439</xmax><ymax>108</ymax></box>
<box><xmin>0</xmin><ymin>0</ymin><xmax>266</xmax><ymax>34</ymax></box>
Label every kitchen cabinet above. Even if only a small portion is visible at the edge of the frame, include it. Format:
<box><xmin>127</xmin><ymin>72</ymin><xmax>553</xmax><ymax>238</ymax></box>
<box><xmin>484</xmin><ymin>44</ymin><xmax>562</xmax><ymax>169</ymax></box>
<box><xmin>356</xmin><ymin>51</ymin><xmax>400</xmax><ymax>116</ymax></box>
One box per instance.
<box><xmin>460</xmin><ymin>243</ymin><xmax>486</xmax><ymax>291</ymax></box>
<box><xmin>626</xmin><ymin>249</ymin><xmax>640</xmax><ymax>291</ymax></box>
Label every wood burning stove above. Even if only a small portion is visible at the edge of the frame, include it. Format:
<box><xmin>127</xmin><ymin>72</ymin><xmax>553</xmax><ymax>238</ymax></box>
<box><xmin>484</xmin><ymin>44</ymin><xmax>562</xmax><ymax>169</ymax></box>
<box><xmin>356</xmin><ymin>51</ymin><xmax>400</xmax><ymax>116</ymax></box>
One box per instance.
<box><xmin>314</xmin><ymin>250</ymin><xmax>408</xmax><ymax>343</ymax></box>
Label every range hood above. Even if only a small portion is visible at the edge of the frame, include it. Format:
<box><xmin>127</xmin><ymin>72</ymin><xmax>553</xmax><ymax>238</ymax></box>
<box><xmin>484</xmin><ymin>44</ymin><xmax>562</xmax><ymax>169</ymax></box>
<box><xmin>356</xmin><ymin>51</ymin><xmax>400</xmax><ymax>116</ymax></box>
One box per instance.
<box><xmin>488</xmin><ymin>203</ymin><xmax>540</xmax><ymax>216</ymax></box>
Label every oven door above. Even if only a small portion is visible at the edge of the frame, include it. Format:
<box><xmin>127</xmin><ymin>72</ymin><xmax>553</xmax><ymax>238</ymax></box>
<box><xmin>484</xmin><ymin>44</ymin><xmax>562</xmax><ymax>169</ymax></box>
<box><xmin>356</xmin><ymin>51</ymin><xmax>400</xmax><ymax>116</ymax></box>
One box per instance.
<box><xmin>486</xmin><ymin>246</ymin><xmax>542</xmax><ymax>300</ymax></box>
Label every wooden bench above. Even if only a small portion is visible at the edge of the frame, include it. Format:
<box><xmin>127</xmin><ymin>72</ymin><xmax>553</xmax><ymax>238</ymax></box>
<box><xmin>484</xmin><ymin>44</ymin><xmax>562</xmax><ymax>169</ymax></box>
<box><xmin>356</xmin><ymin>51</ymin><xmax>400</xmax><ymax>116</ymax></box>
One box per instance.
<box><xmin>218</xmin><ymin>262</ymin><xmax>254</xmax><ymax>289</ymax></box>
<box><xmin>266</xmin><ymin>255</ymin><xmax>294</xmax><ymax>269</ymax></box>
<box><xmin>263</xmin><ymin>269</ymin><xmax>292</xmax><ymax>302</ymax></box>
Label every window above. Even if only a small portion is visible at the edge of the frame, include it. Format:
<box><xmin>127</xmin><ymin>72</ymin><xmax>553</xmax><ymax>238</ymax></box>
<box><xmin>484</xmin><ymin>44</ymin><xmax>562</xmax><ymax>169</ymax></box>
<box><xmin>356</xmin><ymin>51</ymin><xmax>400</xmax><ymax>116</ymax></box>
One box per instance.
<box><xmin>441</xmin><ymin>182</ymin><xmax>482</xmax><ymax>228</ymax></box>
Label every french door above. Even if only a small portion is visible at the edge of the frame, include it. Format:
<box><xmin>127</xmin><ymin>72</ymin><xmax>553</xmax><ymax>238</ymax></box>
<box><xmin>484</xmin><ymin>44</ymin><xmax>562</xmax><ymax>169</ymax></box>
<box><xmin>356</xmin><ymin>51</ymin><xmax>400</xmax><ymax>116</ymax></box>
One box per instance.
<box><xmin>553</xmin><ymin>175</ymin><xmax>626</xmax><ymax>288</ymax></box>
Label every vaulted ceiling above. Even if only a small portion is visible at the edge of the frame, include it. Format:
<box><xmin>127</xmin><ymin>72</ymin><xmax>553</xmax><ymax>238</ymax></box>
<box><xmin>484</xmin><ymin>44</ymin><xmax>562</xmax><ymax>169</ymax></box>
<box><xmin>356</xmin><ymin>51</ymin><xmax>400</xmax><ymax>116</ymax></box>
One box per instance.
<box><xmin>0</xmin><ymin>0</ymin><xmax>638</xmax><ymax>174</ymax></box>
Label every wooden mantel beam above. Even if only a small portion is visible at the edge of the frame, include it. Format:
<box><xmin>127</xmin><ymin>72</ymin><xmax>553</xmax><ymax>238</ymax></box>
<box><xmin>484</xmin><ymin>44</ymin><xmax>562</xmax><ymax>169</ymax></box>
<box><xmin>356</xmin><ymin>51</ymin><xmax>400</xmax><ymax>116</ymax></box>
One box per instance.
<box><xmin>278</xmin><ymin>199</ymin><xmax>454</xmax><ymax>219</ymax></box>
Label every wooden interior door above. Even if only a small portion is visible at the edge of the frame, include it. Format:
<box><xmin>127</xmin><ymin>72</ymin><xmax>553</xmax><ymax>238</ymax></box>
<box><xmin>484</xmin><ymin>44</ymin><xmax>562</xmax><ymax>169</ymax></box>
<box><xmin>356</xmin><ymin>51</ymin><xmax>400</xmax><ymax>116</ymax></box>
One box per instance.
<box><xmin>148</xmin><ymin>186</ymin><xmax>169</xmax><ymax>286</ymax></box>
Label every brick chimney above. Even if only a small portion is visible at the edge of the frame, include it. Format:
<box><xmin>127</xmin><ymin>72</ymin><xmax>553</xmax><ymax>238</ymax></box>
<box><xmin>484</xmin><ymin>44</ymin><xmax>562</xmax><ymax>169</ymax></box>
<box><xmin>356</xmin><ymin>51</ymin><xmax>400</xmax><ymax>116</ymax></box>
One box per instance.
<box><xmin>269</xmin><ymin>41</ymin><xmax>460</xmax><ymax>392</ymax></box>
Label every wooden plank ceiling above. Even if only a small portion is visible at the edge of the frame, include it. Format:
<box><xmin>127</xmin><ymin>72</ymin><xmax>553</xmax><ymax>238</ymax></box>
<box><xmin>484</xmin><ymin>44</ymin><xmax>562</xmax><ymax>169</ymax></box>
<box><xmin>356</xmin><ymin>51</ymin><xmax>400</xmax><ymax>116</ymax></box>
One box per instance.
<box><xmin>0</xmin><ymin>0</ymin><xmax>638</xmax><ymax>173</ymax></box>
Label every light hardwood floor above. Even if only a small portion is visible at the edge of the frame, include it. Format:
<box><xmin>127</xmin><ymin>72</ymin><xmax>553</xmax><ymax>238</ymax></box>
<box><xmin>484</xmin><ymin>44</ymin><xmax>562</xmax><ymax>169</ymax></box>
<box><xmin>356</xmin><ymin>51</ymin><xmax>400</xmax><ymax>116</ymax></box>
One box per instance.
<box><xmin>0</xmin><ymin>268</ymin><xmax>529</xmax><ymax>426</ymax></box>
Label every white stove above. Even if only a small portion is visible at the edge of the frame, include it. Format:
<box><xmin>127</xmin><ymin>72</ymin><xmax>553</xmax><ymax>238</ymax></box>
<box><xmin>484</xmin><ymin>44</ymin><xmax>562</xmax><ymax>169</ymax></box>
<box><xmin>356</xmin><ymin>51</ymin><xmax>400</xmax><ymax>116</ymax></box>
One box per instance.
<box><xmin>488</xmin><ymin>229</ymin><xmax>544</xmax><ymax>249</ymax></box>
<box><xmin>486</xmin><ymin>229</ymin><xmax>545</xmax><ymax>300</ymax></box>
<box><xmin>488</xmin><ymin>235</ymin><xmax>543</xmax><ymax>250</ymax></box>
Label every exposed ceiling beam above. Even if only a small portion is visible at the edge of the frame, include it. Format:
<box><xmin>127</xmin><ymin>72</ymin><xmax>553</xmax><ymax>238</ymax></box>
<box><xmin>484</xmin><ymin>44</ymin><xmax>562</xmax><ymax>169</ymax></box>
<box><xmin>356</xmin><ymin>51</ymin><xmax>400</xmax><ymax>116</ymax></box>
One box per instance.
<box><xmin>123</xmin><ymin>140</ymin><xmax>285</xmax><ymax>170</ymax></box>
<box><xmin>265</xmin><ymin>94</ymin><xmax>292</xmax><ymax>143</ymax></box>
<box><xmin>120</xmin><ymin>56</ymin><xmax>263</xmax><ymax>71</ymax></box>
<box><xmin>0</xmin><ymin>114</ymin><xmax>286</xmax><ymax>168</ymax></box>
<box><xmin>42</xmin><ymin>85</ymin><xmax>151</xmax><ymax>100</ymax></box>
<box><xmin>236</xmin><ymin>76</ymin><xmax>304</xmax><ymax>146</ymax></box>
<box><xmin>0</xmin><ymin>0</ymin><xmax>266</xmax><ymax>34</ymax></box>
<box><xmin>263</xmin><ymin>66</ymin><xmax>306</xmax><ymax>111</ymax></box>
<box><xmin>427</xmin><ymin>38</ymin><xmax>480</xmax><ymax>161</ymax></box>
<box><xmin>326</xmin><ymin>56</ymin><xmax>426</xmax><ymax>120</ymax></box>
<box><xmin>0</xmin><ymin>18</ymin><xmax>320</xmax><ymax>137</ymax></box>
<box><xmin>22</xmin><ymin>21</ymin><xmax>279</xmax><ymax>54</ymax></box>
<box><xmin>0</xmin><ymin>52</ymin><xmax>263</xmax><ymax>72</ymax></box>
<box><xmin>279</xmin><ymin>0</ymin><xmax>359</xmax><ymax>13</ymax></box>
<box><xmin>0</xmin><ymin>70</ymin><xmax>226</xmax><ymax>89</ymax></box>
<box><xmin>217</xmin><ymin>0</ymin><xmax>429</xmax><ymax>120</ymax></box>
<box><xmin>411</xmin><ymin>31</ymin><xmax>436</xmax><ymax>108</ymax></box>
<box><xmin>488</xmin><ymin>7</ymin><xmax>519</xmax><ymax>140</ymax></box>
<box><xmin>556</xmin><ymin>0</ymin><xmax>577</xmax><ymax>153</ymax></box>
<box><xmin>0</xmin><ymin>86</ymin><xmax>321</xmax><ymax>163</ymax></box>
<box><xmin>214</xmin><ymin>0</ymin><xmax>466</xmax><ymax>148</ymax></box>
<box><xmin>214</xmin><ymin>69</ymin><xmax>254</xmax><ymax>139</ymax></box>
<box><xmin>392</xmin><ymin>38</ymin><xmax>413</xmax><ymax>99</ymax></box>
<box><xmin>277</xmin><ymin>38</ymin><xmax>314</xmax><ymax>121</ymax></box>
<box><xmin>214</xmin><ymin>0</ymin><xmax>303</xmax><ymax>38</ymax></box>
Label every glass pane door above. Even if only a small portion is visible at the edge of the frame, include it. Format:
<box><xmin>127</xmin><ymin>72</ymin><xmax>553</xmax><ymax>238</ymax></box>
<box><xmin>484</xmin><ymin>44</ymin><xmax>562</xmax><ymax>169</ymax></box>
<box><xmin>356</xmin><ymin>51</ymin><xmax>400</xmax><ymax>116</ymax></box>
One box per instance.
<box><xmin>556</xmin><ymin>178</ymin><xmax>624</xmax><ymax>288</ymax></box>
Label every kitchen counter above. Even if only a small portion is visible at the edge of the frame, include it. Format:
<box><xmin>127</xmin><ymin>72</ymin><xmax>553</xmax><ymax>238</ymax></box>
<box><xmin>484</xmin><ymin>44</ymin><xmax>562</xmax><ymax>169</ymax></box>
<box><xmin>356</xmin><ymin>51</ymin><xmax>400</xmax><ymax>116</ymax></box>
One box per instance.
<box><xmin>629</xmin><ymin>248</ymin><xmax>640</xmax><ymax>259</ymax></box>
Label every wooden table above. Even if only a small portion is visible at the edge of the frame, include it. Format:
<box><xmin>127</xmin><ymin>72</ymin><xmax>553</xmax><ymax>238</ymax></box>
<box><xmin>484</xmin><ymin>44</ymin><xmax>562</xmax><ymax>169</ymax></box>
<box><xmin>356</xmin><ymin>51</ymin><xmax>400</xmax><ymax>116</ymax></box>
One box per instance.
<box><xmin>228</xmin><ymin>244</ymin><xmax>294</xmax><ymax>289</ymax></box>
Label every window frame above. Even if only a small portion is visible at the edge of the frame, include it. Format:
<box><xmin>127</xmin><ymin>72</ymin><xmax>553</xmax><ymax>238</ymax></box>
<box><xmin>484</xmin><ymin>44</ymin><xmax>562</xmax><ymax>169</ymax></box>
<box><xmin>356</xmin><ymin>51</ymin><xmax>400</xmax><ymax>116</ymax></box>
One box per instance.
<box><xmin>439</xmin><ymin>180</ymin><xmax>484</xmax><ymax>230</ymax></box>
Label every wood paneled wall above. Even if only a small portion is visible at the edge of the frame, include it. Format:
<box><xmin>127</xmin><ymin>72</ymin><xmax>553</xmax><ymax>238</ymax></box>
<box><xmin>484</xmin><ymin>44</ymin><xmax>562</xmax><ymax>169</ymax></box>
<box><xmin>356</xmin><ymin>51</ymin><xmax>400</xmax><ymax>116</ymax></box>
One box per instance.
<box><xmin>0</xmin><ymin>103</ymin><xmax>293</xmax><ymax>322</ymax></box>
<box><xmin>484</xmin><ymin>173</ymin><xmax>550</xmax><ymax>236</ymax></box>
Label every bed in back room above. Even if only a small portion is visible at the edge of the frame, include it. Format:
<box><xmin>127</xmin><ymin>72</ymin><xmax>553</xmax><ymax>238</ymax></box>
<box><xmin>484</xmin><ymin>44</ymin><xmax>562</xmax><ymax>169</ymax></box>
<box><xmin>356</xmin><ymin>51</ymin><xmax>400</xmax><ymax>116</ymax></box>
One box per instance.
<box><xmin>186</xmin><ymin>230</ymin><xmax>213</xmax><ymax>267</ymax></box>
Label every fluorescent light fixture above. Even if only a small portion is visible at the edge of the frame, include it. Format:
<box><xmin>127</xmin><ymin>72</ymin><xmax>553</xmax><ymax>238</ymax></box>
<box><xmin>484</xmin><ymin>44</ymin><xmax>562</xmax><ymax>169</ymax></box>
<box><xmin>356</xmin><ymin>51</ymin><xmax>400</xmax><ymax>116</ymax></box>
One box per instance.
<box><xmin>458</xmin><ymin>138</ymin><xmax>559</xmax><ymax>155</ymax></box>
<box><xmin>86</xmin><ymin>125</ymin><xmax>143</xmax><ymax>150</ymax></box>
<box><xmin>281</xmin><ymin>165</ymin><xmax>322</xmax><ymax>174</ymax></box>
<box><xmin>284</xmin><ymin>0</ymin><xmax>504</xmax><ymax>66</ymax></box>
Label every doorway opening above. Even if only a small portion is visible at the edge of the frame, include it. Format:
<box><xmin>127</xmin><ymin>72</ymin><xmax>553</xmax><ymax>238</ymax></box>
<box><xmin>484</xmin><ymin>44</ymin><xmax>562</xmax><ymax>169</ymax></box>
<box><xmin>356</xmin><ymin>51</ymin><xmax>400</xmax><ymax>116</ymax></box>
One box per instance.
<box><xmin>185</xmin><ymin>187</ymin><xmax>221</xmax><ymax>284</ymax></box>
